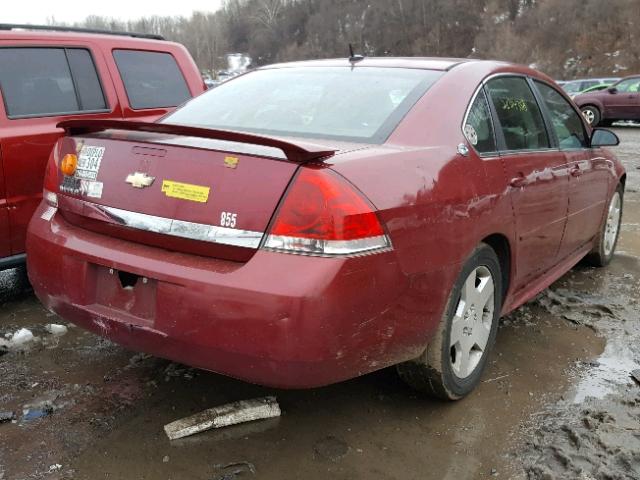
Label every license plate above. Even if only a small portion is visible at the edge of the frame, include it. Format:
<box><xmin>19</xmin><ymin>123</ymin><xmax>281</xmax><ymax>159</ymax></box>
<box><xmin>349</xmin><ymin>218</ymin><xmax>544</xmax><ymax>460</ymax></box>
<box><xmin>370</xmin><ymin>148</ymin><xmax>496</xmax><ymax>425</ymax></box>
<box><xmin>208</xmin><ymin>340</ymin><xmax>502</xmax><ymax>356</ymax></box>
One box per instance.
<box><xmin>75</xmin><ymin>146</ymin><xmax>105</xmax><ymax>181</ymax></box>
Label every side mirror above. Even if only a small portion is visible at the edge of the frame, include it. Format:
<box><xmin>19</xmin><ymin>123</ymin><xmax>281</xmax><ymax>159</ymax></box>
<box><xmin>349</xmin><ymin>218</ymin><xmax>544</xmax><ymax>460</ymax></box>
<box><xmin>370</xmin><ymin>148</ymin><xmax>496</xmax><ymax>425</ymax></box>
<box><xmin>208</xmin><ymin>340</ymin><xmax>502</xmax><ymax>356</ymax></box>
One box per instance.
<box><xmin>591</xmin><ymin>128</ymin><xmax>620</xmax><ymax>147</ymax></box>
<box><xmin>608</xmin><ymin>87</ymin><xmax>618</xmax><ymax>94</ymax></box>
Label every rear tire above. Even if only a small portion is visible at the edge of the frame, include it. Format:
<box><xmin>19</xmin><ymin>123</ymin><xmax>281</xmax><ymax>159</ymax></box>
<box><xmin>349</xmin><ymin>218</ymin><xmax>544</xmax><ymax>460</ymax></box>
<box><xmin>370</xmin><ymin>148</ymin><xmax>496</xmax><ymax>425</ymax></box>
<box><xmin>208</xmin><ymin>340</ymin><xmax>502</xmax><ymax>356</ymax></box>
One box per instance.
<box><xmin>586</xmin><ymin>184</ymin><xmax>623</xmax><ymax>267</ymax></box>
<box><xmin>581</xmin><ymin>106</ymin><xmax>601</xmax><ymax>126</ymax></box>
<box><xmin>397</xmin><ymin>243</ymin><xmax>502</xmax><ymax>400</ymax></box>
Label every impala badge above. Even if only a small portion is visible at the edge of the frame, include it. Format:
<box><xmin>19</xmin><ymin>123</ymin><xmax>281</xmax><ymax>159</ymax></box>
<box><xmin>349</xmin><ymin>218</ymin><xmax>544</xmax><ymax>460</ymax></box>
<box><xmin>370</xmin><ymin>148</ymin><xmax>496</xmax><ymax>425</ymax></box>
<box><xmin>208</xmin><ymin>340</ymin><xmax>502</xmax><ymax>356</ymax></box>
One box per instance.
<box><xmin>126</xmin><ymin>172</ymin><xmax>155</xmax><ymax>189</ymax></box>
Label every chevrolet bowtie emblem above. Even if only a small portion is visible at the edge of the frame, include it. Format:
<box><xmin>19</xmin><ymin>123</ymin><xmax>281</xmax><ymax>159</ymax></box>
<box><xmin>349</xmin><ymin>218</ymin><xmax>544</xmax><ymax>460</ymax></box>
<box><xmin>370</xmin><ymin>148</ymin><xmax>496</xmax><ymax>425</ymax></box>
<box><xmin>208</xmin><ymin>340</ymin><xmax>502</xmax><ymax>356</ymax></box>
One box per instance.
<box><xmin>126</xmin><ymin>172</ymin><xmax>155</xmax><ymax>189</ymax></box>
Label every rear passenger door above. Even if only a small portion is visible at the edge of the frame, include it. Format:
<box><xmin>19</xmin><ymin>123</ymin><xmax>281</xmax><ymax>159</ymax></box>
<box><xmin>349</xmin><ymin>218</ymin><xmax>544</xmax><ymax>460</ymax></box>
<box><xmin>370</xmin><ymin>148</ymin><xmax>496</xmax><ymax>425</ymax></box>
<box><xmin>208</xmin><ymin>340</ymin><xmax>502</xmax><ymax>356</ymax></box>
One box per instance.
<box><xmin>533</xmin><ymin>80</ymin><xmax>610</xmax><ymax>257</ymax></box>
<box><xmin>111</xmin><ymin>49</ymin><xmax>193</xmax><ymax>121</ymax></box>
<box><xmin>485</xmin><ymin>76</ymin><xmax>570</xmax><ymax>287</ymax></box>
<box><xmin>0</xmin><ymin>44</ymin><xmax>120</xmax><ymax>256</ymax></box>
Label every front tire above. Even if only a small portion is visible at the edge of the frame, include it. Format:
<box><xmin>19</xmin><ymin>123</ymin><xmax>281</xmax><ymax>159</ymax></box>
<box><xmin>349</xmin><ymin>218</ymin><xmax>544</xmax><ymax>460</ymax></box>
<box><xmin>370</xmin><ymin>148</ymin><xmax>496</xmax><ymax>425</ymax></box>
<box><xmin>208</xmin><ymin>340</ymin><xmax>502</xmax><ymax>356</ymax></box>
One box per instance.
<box><xmin>397</xmin><ymin>243</ymin><xmax>502</xmax><ymax>400</ymax></box>
<box><xmin>581</xmin><ymin>106</ymin><xmax>601</xmax><ymax>126</ymax></box>
<box><xmin>586</xmin><ymin>185</ymin><xmax>623</xmax><ymax>267</ymax></box>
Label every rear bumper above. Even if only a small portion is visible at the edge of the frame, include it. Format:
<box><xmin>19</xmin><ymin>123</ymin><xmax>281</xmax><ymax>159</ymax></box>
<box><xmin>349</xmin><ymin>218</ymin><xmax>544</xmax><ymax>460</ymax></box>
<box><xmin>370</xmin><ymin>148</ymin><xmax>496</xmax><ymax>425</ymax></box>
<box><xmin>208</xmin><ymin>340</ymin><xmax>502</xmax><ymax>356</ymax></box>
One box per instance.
<box><xmin>26</xmin><ymin>202</ymin><xmax>446</xmax><ymax>388</ymax></box>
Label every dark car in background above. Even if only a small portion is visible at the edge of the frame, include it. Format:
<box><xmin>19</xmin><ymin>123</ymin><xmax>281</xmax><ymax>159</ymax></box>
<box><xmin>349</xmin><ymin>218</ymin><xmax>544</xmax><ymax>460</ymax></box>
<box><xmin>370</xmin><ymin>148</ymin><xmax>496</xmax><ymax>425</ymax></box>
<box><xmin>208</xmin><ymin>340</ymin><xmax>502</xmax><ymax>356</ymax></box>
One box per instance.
<box><xmin>574</xmin><ymin>75</ymin><xmax>640</xmax><ymax>126</ymax></box>
<box><xmin>562</xmin><ymin>77</ymin><xmax>620</xmax><ymax>97</ymax></box>
<box><xmin>0</xmin><ymin>24</ymin><xmax>206</xmax><ymax>271</ymax></box>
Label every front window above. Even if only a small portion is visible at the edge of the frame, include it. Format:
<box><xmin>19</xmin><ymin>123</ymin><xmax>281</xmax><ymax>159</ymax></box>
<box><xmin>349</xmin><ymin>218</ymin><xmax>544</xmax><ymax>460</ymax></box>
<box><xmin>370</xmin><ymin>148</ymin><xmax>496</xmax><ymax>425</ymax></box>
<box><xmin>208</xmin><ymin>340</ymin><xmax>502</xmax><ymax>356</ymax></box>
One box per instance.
<box><xmin>163</xmin><ymin>67</ymin><xmax>443</xmax><ymax>143</ymax></box>
<box><xmin>614</xmin><ymin>78</ymin><xmax>640</xmax><ymax>93</ymax></box>
<box><xmin>534</xmin><ymin>81</ymin><xmax>587</xmax><ymax>149</ymax></box>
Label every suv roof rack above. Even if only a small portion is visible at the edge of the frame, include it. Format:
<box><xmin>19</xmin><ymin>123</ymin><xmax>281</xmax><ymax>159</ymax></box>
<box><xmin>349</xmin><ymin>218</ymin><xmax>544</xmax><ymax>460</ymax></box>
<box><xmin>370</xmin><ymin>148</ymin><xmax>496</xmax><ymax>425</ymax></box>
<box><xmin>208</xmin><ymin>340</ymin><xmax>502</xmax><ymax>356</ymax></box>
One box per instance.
<box><xmin>0</xmin><ymin>23</ymin><xmax>165</xmax><ymax>41</ymax></box>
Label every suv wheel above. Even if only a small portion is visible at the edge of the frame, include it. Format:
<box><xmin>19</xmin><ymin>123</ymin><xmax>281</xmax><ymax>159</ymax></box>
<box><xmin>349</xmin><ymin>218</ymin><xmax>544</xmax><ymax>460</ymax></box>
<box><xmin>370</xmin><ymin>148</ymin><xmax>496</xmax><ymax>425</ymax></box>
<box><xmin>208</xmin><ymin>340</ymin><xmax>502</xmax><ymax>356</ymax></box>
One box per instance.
<box><xmin>397</xmin><ymin>243</ymin><xmax>502</xmax><ymax>400</ymax></box>
<box><xmin>581</xmin><ymin>106</ymin><xmax>601</xmax><ymax>126</ymax></box>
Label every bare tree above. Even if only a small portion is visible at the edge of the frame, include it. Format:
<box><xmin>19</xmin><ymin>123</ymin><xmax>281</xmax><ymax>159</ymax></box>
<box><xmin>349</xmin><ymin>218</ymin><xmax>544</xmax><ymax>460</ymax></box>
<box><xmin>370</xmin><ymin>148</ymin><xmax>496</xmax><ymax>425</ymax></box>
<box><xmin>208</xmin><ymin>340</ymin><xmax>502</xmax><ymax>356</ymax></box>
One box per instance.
<box><xmin>57</xmin><ymin>0</ymin><xmax>640</xmax><ymax>79</ymax></box>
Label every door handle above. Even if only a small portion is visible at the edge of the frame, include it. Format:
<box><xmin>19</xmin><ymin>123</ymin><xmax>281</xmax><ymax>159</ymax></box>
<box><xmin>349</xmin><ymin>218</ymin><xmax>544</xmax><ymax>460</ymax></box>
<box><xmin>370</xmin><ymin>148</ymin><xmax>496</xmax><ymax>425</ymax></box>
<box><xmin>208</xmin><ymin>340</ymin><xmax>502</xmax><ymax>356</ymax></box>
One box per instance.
<box><xmin>510</xmin><ymin>174</ymin><xmax>526</xmax><ymax>188</ymax></box>
<box><xmin>570</xmin><ymin>165</ymin><xmax>582</xmax><ymax>177</ymax></box>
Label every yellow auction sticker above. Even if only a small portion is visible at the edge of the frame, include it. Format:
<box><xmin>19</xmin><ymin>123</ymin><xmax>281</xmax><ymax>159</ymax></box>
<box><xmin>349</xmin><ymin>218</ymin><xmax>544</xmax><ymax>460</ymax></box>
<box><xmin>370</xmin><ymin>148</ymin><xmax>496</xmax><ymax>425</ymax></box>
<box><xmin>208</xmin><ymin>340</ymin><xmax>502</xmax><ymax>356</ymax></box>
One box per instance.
<box><xmin>161</xmin><ymin>180</ymin><xmax>210</xmax><ymax>203</ymax></box>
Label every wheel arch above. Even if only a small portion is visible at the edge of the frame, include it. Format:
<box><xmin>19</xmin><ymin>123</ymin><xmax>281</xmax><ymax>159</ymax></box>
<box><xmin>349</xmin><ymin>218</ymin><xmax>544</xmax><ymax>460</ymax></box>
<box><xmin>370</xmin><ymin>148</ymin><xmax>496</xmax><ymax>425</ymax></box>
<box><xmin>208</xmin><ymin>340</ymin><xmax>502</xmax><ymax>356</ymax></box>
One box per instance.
<box><xmin>481</xmin><ymin>233</ymin><xmax>511</xmax><ymax>304</ymax></box>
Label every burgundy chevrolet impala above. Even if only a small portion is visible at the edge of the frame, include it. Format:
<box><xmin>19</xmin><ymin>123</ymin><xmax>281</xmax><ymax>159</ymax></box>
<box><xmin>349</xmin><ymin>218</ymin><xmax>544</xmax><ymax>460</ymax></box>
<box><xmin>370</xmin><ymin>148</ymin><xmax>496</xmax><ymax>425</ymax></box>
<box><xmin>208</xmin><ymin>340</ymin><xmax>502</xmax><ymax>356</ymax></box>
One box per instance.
<box><xmin>26</xmin><ymin>58</ymin><xmax>625</xmax><ymax>399</ymax></box>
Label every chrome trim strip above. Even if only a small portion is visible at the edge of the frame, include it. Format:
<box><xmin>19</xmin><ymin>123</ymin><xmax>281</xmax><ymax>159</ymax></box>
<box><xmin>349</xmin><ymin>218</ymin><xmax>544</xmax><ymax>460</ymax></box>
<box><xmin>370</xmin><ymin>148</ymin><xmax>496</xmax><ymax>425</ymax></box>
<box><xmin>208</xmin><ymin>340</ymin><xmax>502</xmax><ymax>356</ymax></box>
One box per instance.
<box><xmin>99</xmin><ymin>206</ymin><xmax>263</xmax><ymax>249</ymax></box>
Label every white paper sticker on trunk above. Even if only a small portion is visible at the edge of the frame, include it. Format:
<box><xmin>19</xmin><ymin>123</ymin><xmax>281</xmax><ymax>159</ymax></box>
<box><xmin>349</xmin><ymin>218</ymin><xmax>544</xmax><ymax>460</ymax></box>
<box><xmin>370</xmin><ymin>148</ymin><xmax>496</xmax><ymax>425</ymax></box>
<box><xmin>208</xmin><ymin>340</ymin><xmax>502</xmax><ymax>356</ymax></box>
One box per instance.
<box><xmin>86</xmin><ymin>181</ymin><xmax>104</xmax><ymax>199</ymax></box>
<box><xmin>75</xmin><ymin>145</ymin><xmax>105</xmax><ymax>181</ymax></box>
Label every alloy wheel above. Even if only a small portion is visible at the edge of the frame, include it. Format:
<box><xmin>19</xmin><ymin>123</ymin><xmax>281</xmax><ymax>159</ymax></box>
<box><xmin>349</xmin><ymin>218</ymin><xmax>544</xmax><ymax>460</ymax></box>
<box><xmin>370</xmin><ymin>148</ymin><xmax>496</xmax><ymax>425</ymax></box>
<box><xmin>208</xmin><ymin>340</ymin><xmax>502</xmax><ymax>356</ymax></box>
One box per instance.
<box><xmin>449</xmin><ymin>266</ymin><xmax>495</xmax><ymax>379</ymax></box>
<box><xmin>582</xmin><ymin>108</ymin><xmax>596</xmax><ymax>125</ymax></box>
<box><xmin>603</xmin><ymin>192</ymin><xmax>622</xmax><ymax>257</ymax></box>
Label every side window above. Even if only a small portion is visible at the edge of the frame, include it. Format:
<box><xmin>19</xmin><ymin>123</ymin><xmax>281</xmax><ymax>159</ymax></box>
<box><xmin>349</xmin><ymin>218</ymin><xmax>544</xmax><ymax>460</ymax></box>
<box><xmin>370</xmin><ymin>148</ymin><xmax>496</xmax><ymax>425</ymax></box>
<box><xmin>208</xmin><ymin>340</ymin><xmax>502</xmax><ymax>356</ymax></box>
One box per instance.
<box><xmin>615</xmin><ymin>78</ymin><xmax>640</xmax><ymax>93</ymax></box>
<box><xmin>464</xmin><ymin>91</ymin><xmax>497</xmax><ymax>154</ymax></box>
<box><xmin>486</xmin><ymin>77</ymin><xmax>550</xmax><ymax>151</ymax></box>
<box><xmin>113</xmin><ymin>50</ymin><xmax>191</xmax><ymax>109</ymax></box>
<box><xmin>0</xmin><ymin>47</ymin><xmax>106</xmax><ymax>118</ymax></box>
<box><xmin>534</xmin><ymin>81</ymin><xmax>587</xmax><ymax>149</ymax></box>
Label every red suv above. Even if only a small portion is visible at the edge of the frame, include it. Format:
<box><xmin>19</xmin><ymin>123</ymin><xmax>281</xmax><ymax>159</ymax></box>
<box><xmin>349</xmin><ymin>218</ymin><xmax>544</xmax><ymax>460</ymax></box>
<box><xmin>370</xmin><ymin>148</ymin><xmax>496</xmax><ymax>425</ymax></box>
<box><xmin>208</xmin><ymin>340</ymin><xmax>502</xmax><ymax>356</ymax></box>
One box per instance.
<box><xmin>0</xmin><ymin>24</ymin><xmax>205</xmax><ymax>270</ymax></box>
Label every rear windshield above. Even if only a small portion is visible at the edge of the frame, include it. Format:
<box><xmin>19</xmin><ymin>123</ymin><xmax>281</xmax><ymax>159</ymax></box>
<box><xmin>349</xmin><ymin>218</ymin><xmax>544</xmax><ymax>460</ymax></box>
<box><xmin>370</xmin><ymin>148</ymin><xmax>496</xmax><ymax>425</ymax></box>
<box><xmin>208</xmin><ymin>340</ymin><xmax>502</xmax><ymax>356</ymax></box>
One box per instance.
<box><xmin>113</xmin><ymin>50</ymin><xmax>191</xmax><ymax>110</ymax></box>
<box><xmin>163</xmin><ymin>67</ymin><xmax>443</xmax><ymax>143</ymax></box>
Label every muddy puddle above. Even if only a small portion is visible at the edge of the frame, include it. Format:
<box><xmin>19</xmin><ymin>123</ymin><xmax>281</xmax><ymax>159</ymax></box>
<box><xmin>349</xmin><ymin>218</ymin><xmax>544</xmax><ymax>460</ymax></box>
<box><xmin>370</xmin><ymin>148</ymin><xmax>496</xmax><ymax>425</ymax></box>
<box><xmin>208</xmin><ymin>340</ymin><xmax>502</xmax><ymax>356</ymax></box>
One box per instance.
<box><xmin>0</xmin><ymin>282</ymin><xmax>603</xmax><ymax>480</ymax></box>
<box><xmin>507</xmin><ymin>256</ymin><xmax>640</xmax><ymax>480</ymax></box>
<box><xmin>506</xmin><ymin>127</ymin><xmax>640</xmax><ymax>480</ymax></box>
<box><xmin>0</xmin><ymin>127</ymin><xmax>639</xmax><ymax>480</ymax></box>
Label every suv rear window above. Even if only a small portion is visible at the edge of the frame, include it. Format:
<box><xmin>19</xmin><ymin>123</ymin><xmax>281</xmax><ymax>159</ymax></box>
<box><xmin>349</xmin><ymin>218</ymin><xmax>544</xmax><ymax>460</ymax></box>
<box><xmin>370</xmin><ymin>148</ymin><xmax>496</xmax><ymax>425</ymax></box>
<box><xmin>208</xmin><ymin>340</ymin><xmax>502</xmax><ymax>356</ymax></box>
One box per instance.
<box><xmin>113</xmin><ymin>50</ymin><xmax>191</xmax><ymax>110</ymax></box>
<box><xmin>0</xmin><ymin>47</ymin><xmax>107</xmax><ymax>118</ymax></box>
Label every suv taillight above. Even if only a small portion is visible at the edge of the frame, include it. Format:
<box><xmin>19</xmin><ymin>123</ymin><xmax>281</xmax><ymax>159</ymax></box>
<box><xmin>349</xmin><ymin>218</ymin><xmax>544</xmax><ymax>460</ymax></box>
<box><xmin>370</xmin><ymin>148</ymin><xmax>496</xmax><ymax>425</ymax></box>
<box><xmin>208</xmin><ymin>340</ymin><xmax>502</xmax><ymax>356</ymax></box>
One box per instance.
<box><xmin>263</xmin><ymin>168</ymin><xmax>391</xmax><ymax>256</ymax></box>
<box><xmin>43</xmin><ymin>144</ymin><xmax>61</xmax><ymax>207</ymax></box>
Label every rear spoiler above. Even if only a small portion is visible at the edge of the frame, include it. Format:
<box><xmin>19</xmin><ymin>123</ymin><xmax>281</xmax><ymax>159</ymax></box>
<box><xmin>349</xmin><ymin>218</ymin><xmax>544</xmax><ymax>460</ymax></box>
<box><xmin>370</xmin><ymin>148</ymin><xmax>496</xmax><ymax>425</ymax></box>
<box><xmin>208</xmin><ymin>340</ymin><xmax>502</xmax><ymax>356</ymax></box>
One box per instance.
<box><xmin>57</xmin><ymin>120</ymin><xmax>336</xmax><ymax>163</ymax></box>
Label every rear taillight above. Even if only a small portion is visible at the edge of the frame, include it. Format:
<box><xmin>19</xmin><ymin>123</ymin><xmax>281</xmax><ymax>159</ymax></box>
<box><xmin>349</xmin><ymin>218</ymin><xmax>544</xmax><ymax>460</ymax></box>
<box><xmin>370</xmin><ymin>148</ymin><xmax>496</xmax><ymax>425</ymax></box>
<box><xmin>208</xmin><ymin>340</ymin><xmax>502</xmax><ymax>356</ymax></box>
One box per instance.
<box><xmin>263</xmin><ymin>168</ymin><xmax>391</xmax><ymax>256</ymax></box>
<box><xmin>44</xmin><ymin>137</ymin><xmax>78</xmax><ymax>206</ymax></box>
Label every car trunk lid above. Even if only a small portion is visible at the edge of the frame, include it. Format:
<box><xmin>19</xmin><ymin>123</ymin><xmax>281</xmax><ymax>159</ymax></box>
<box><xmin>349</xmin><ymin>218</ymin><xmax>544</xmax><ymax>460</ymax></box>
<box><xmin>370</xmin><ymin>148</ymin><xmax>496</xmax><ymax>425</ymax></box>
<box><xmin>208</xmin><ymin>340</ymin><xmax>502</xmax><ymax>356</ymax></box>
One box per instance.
<box><xmin>54</xmin><ymin>120</ymin><xmax>339</xmax><ymax>262</ymax></box>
